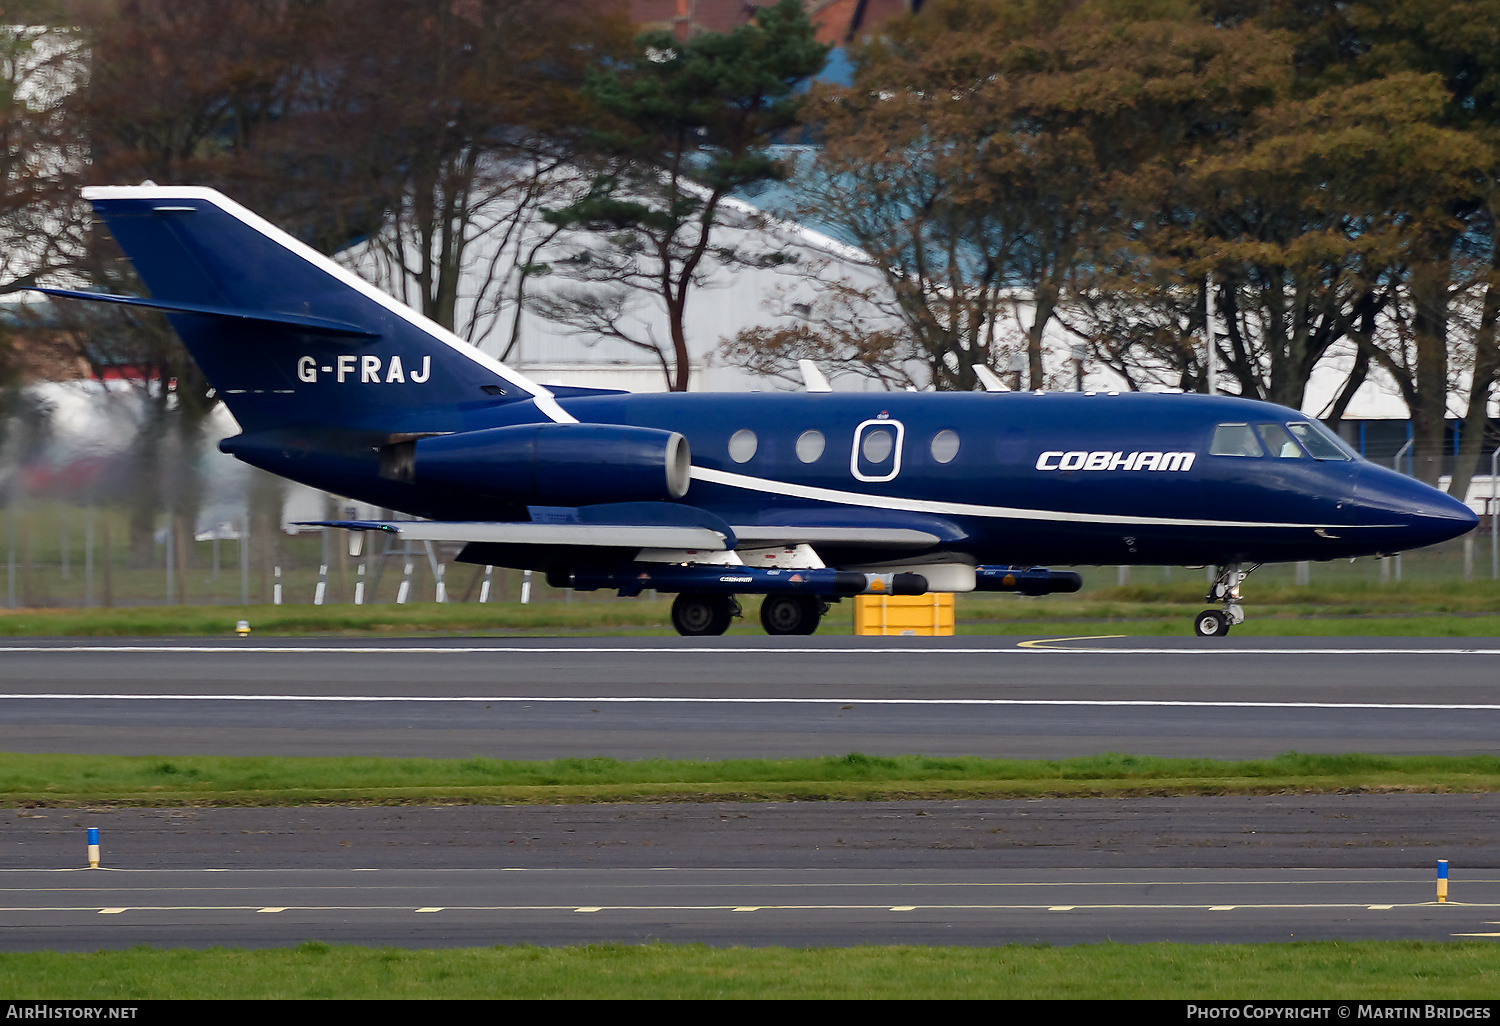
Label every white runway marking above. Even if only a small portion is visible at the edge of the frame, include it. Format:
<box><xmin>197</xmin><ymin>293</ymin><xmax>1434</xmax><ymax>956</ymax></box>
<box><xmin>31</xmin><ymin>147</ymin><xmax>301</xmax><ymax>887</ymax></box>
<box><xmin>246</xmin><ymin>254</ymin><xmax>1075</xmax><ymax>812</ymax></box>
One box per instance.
<box><xmin>13</xmin><ymin>902</ymin><xmax>1489</xmax><ymax>914</ymax></box>
<box><xmin>1</xmin><ymin>692</ymin><xmax>1498</xmax><ymax>711</ymax></box>
<box><xmin>0</xmin><ymin>643</ymin><xmax>1499</xmax><ymax>656</ymax></box>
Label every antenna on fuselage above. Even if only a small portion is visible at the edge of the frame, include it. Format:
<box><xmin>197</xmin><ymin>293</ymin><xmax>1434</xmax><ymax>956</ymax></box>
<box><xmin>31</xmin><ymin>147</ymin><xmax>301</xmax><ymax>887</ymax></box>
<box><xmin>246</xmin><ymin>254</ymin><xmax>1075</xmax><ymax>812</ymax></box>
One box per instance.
<box><xmin>973</xmin><ymin>365</ymin><xmax>1008</xmax><ymax>392</ymax></box>
<box><xmin>797</xmin><ymin>359</ymin><xmax>833</xmax><ymax>392</ymax></box>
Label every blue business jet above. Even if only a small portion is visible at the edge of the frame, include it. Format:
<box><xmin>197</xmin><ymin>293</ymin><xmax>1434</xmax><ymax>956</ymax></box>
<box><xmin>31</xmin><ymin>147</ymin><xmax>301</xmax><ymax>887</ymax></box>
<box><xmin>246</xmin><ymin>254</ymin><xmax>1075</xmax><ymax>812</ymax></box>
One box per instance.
<box><xmin>37</xmin><ymin>187</ymin><xmax>1478</xmax><ymax>637</ymax></box>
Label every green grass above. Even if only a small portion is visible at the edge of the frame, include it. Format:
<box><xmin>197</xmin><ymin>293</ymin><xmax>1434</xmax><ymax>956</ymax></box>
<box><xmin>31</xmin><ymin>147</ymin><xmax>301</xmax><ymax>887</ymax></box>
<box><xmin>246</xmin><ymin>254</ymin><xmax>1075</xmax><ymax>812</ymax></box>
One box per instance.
<box><xmin>1</xmin><ymin>941</ymin><xmax>1496</xmax><ymax>998</ymax></box>
<box><xmin>6</xmin><ymin>586</ymin><xmax>1500</xmax><ymax>636</ymax></box>
<box><xmin>5</xmin><ymin>751</ymin><xmax>1498</xmax><ymax>806</ymax></box>
<box><xmin>0</xmin><ymin>543</ymin><xmax>1498</xmax><ymax>636</ymax></box>
<box><xmin>0</xmin><ymin>599</ymin><xmax>685</xmax><ymax>637</ymax></box>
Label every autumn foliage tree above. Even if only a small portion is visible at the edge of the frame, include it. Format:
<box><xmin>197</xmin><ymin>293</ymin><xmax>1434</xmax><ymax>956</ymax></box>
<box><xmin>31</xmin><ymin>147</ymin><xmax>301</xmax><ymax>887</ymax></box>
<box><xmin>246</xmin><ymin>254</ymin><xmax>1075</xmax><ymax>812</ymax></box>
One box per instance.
<box><xmin>741</xmin><ymin>0</ymin><xmax>1286</xmax><ymax>392</ymax></box>
<box><xmin>729</xmin><ymin>0</ymin><xmax>1500</xmax><ymax>500</ymax></box>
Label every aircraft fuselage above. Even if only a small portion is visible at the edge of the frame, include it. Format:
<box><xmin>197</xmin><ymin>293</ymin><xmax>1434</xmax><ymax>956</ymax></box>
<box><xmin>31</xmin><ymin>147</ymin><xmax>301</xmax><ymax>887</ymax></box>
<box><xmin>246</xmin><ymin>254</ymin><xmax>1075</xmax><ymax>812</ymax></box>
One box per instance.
<box><xmin>223</xmin><ymin>388</ymin><xmax>1475</xmax><ymax>570</ymax></box>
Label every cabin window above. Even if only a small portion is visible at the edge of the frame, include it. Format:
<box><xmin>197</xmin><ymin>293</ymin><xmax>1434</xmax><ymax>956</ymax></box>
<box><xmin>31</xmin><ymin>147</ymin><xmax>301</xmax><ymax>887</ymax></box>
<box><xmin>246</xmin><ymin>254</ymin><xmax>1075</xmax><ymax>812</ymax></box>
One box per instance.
<box><xmin>796</xmin><ymin>429</ymin><xmax>825</xmax><ymax>463</ymax></box>
<box><xmin>1256</xmin><ymin>422</ymin><xmax>1305</xmax><ymax>458</ymax></box>
<box><xmin>728</xmin><ymin>429</ymin><xmax>758</xmax><ymax>463</ymax></box>
<box><xmin>852</xmin><ymin>418</ymin><xmax>906</xmax><ymax>482</ymax></box>
<box><xmin>930</xmin><ymin>429</ymin><xmax>960</xmax><ymax>464</ymax></box>
<box><xmin>862</xmin><ymin>427</ymin><xmax>895</xmax><ymax>464</ymax></box>
<box><xmin>1209</xmin><ymin>423</ymin><xmax>1263</xmax><ymax>457</ymax></box>
<box><xmin>1287</xmin><ymin>421</ymin><xmax>1352</xmax><ymax>461</ymax></box>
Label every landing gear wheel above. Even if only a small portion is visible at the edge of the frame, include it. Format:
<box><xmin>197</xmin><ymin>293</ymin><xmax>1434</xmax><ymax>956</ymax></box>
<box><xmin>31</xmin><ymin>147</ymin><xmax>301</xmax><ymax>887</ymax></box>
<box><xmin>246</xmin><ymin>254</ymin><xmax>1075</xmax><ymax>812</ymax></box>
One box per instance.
<box><xmin>759</xmin><ymin>595</ymin><xmax>824</xmax><ymax>636</ymax></box>
<box><xmin>671</xmin><ymin>592</ymin><xmax>735</xmax><ymax>637</ymax></box>
<box><xmin>1195</xmin><ymin>562</ymin><xmax>1257</xmax><ymax>637</ymax></box>
<box><xmin>1193</xmin><ymin>609</ymin><xmax>1230</xmax><ymax>638</ymax></box>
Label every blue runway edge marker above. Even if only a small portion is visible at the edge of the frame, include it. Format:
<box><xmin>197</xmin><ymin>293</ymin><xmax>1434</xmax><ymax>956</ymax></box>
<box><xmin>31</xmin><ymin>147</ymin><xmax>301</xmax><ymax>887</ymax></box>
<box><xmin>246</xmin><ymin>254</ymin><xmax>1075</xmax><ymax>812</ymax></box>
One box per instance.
<box><xmin>1438</xmin><ymin>859</ymin><xmax>1448</xmax><ymax>903</ymax></box>
<box><xmin>87</xmin><ymin>827</ymin><xmax>99</xmax><ymax>869</ymax></box>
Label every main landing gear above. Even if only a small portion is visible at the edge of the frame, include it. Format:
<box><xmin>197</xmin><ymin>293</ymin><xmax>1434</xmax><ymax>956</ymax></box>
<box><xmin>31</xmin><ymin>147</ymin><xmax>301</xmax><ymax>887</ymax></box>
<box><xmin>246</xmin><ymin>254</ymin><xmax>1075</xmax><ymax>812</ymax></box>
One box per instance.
<box><xmin>669</xmin><ymin>592</ymin><xmax>828</xmax><ymax>637</ymax></box>
<box><xmin>758</xmin><ymin>594</ymin><xmax>827</xmax><ymax>636</ymax></box>
<box><xmin>670</xmin><ymin>592</ymin><xmax>741</xmax><ymax>637</ymax></box>
<box><xmin>1193</xmin><ymin>563</ymin><xmax>1258</xmax><ymax>637</ymax></box>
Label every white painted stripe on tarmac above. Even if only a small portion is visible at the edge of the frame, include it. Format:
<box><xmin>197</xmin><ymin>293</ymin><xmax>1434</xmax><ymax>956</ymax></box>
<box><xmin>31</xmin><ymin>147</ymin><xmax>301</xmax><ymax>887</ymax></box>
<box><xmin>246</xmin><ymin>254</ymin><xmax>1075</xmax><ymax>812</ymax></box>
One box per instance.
<box><xmin>1</xmin><ymin>693</ymin><xmax>1498</xmax><ymax>711</ymax></box>
<box><xmin>10</xmin><ymin>902</ymin><xmax>1494</xmax><ymax>913</ymax></box>
<box><xmin>0</xmin><ymin>644</ymin><xmax>1498</xmax><ymax>656</ymax></box>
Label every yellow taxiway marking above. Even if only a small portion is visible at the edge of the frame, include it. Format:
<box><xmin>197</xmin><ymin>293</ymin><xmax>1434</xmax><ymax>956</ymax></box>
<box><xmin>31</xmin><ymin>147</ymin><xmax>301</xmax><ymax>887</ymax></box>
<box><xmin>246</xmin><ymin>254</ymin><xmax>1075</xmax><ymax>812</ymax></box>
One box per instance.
<box><xmin>256</xmin><ymin>907</ymin><xmax>286</xmax><ymax>913</ymax></box>
<box><xmin>98</xmin><ymin>908</ymin><xmax>125</xmax><ymax>914</ymax></box>
<box><xmin>1369</xmin><ymin>905</ymin><xmax>1395</xmax><ymax>910</ymax></box>
<box><xmin>1048</xmin><ymin>906</ymin><xmax>1076</xmax><ymax>911</ymax></box>
<box><xmin>1209</xmin><ymin>906</ymin><xmax>1236</xmax><ymax>911</ymax></box>
<box><xmin>573</xmin><ymin>907</ymin><xmax>601</xmax><ymax>913</ymax></box>
<box><xmin>890</xmin><ymin>906</ymin><xmax>916</xmax><ymax>912</ymax></box>
<box><xmin>1017</xmin><ymin>636</ymin><xmax>1126</xmax><ymax>649</ymax></box>
<box><xmin>415</xmin><ymin>907</ymin><xmax>443</xmax><ymax>913</ymax></box>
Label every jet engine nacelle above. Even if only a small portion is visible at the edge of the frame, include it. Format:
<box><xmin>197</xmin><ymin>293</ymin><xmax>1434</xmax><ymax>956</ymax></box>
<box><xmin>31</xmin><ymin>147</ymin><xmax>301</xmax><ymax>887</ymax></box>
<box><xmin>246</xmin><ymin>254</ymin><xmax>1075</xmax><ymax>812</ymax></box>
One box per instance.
<box><xmin>385</xmin><ymin>423</ymin><xmax>692</xmax><ymax>505</ymax></box>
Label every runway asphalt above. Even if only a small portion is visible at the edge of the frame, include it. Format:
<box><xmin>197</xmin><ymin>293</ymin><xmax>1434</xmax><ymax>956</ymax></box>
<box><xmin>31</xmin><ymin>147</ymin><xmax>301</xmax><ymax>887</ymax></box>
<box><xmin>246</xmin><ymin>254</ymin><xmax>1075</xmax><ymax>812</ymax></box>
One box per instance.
<box><xmin>4</xmin><ymin>795</ymin><xmax>1498</xmax><ymax>949</ymax></box>
<box><xmin>0</xmin><ymin>635</ymin><xmax>1497</xmax><ymax>759</ymax></box>
<box><xmin>1</xmin><ymin>635</ymin><xmax>1497</xmax><ymax>949</ymax></box>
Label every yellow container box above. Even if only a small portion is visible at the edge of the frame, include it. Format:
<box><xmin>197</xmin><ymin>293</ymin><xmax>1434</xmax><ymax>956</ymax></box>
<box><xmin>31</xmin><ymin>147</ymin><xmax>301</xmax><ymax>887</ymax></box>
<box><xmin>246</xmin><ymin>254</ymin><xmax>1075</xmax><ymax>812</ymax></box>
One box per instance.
<box><xmin>852</xmin><ymin>593</ymin><xmax>955</xmax><ymax>636</ymax></box>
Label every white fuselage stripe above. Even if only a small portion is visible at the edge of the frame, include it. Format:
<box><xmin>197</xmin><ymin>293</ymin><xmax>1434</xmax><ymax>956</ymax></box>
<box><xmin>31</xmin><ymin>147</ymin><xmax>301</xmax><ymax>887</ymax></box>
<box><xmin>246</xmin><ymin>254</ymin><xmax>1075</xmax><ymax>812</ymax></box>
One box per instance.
<box><xmin>690</xmin><ymin>466</ymin><xmax>1397</xmax><ymax>529</ymax></box>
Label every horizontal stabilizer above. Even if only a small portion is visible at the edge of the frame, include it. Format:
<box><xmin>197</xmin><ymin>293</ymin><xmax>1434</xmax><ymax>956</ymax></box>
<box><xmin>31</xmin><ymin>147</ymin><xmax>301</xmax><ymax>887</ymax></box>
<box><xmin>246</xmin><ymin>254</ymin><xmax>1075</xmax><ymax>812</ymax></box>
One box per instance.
<box><xmin>296</xmin><ymin>519</ymin><xmax>730</xmax><ymax>551</ymax></box>
<box><xmin>30</xmin><ymin>287</ymin><xmax>380</xmax><ymax>338</ymax></box>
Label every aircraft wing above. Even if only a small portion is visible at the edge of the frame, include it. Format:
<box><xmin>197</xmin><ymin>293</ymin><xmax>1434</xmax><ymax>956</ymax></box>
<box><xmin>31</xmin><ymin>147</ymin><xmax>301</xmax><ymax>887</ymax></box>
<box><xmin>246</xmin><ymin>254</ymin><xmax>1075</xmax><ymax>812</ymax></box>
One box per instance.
<box><xmin>296</xmin><ymin>519</ymin><xmax>732</xmax><ymax>550</ymax></box>
<box><xmin>296</xmin><ymin>520</ymin><xmax>941</xmax><ymax>552</ymax></box>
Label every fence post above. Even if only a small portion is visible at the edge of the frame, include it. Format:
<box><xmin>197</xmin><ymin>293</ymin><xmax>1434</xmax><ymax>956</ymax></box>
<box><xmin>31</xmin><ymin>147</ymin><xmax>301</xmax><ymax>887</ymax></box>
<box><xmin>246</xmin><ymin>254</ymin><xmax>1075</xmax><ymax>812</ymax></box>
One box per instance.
<box><xmin>84</xmin><ymin>506</ymin><xmax>93</xmax><ymax>607</ymax></box>
<box><xmin>240</xmin><ymin>515</ymin><xmax>249</xmax><ymax>605</ymax></box>
<box><xmin>6</xmin><ymin>497</ymin><xmax>13</xmax><ymax>609</ymax></box>
<box><xmin>422</xmin><ymin>541</ymin><xmax>446</xmax><ymax>603</ymax></box>
<box><xmin>397</xmin><ymin>558</ymin><xmax>413</xmax><ymax>603</ymax></box>
<box><xmin>165</xmin><ymin>512</ymin><xmax>174</xmax><ymax>605</ymax></box>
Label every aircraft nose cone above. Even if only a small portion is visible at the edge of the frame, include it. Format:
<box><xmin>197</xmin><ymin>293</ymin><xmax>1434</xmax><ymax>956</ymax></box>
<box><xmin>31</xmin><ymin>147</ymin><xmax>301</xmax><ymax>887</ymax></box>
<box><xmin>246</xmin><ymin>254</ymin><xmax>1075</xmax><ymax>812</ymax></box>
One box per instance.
<box><xmin>1353</xmin><ymin>464</ymin><xmax>1478</xmax><ymax>549</ymax></box>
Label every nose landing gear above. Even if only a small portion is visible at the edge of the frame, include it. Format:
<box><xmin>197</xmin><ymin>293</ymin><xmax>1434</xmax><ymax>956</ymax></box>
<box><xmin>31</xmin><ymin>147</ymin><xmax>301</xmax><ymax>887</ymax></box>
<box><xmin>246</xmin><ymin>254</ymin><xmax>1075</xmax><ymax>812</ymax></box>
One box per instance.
<box><xmin>1193</xmin><ymin>563</ymin><xmax>1258</xmax><ymax>637</ymax></box>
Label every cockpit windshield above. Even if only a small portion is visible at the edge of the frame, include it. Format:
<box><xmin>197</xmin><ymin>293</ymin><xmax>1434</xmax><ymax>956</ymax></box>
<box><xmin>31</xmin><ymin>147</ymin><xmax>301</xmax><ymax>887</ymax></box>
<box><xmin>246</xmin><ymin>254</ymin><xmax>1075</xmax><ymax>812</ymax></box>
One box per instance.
<box><xmin>1209</xmin><ymin>423</ymin><xmax>1263</xmax><ymax>457</ymax></box>
<box><xmin>1286</xmin><ymin>421</ymin><xmax>1354</xmax><ymax>461</ymax></box>
<box><xmin>1211</xmin><ymin>420</ymin><xmax>1358</xmax><ymax>461</ymax></box>
<box><xmin>1256</xmin><ymin>423</ymin><xmax>1304</xmax><ymax>458</ymax></box>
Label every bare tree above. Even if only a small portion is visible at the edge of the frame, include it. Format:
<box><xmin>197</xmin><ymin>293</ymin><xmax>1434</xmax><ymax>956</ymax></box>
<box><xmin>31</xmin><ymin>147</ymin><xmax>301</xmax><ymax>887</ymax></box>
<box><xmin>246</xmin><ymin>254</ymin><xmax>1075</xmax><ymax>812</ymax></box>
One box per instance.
<box><xmin>322</xmin><ymin>0</ymin><xmax>632</xmax><ymax>340</ymax></box>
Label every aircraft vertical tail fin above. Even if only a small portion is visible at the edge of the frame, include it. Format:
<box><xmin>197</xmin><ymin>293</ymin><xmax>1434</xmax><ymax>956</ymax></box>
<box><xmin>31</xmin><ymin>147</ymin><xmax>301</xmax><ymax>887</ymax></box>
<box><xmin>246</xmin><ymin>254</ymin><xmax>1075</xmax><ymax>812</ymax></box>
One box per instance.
<box><xmin>78</xmin><ymin>186</ymin><xmax>572</xmax><ymax>432</ymax></box>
